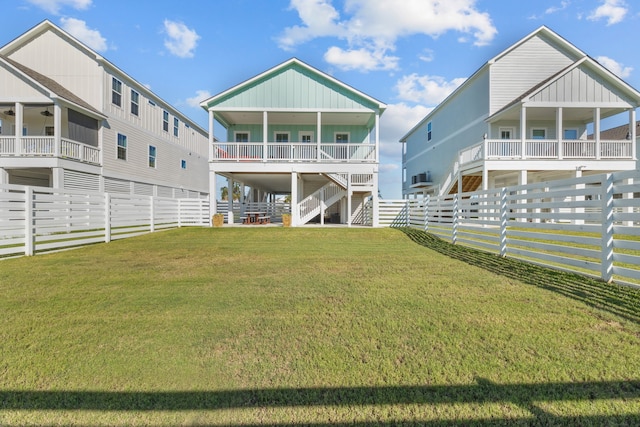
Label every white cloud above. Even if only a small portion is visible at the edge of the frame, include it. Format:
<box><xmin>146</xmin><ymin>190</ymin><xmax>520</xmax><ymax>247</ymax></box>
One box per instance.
<box><xmin>588</xmin><ymin>0</ymin><xmax>627</xmax><ymax>25</ymax></box>
<box><xmin>60</xmin><ymin>17</ymin><xmax>107</xmax><ymax>52</ymax></box>
<box><xmin>324</xmin><ymin>46</ymin><xmax>398</xmax><ymax>71</ymax></box>
<box><xmin>186</xmin><ymin>89</ymin><xmax>212</xmax><ymax>108</ymax></box>
<box><xmin>395</xmin><ymin>74</ymin><xmax>466</xmax><ymax>105</ymax></box>
<box><xmin>596</xmin><ymin>56</ymin><xmax>632</xmax><ymax>78</ymax></box>
<box><xmin>163</xmin><ymin>20</ymin><xmax>200</xmax><ymax>58</ymax></box>
<box><xmin>419</xmin><ymin>48</ymin><xmax>434</xmax><ymax>63</ymax></box>
<box><xmin>279</xmin><ymin>0</ymin><xmax>497</xmax><ymax>72</ymax></box>
<box><xmin>545</xmin><ymin>0</ymin><xmax>570</xmax><ymax>15</ymax></box>
<box><xmin>26</xmin><ymin>0</ymin><xmax>91</xmax><ymax>14</ymax></box>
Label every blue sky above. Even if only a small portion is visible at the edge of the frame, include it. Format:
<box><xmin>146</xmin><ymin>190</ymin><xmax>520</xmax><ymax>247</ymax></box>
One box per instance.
<box><xmin>3</xmin><ymin>0</ymin><xmax>638</xmax><ymax>198</ymax></box>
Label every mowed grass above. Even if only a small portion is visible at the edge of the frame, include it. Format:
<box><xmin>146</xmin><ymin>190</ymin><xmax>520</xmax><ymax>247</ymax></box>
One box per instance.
<box><xmin>1</xmin><ymin>227</ymin><xmax>640</xmax><ymax>426</ymax></box>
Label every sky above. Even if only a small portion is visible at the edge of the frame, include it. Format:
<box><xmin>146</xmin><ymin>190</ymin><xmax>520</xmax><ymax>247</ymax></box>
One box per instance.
<box><xmin>2</xmin><ymin>0</ymin><xmax>638</xmax><ymax>199</ymax></box>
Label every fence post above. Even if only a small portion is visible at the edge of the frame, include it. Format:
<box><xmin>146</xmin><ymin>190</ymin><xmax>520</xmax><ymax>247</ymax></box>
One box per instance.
<box><xmin>423</xmin><ymin>195</ymin><xmax>430</xmax><ymax>232</ymax></box>
<box><xmin>405</xmin><ymin>199</ymin><xmax>410</xmax><ymax>227</ymax></box>
<box><xmin>104</xmin><ymin>193</ymin><xmax>111</xmax><ymax>243</ymax></box>
<box><xmin>149</xmin><ymin>196</ymin><xmax>155</xmax><ymax>233</ymax></box>
<box><xmin>601</xmin><ymin>173</ymin><xmax>614</xmax><ymax>283</ymax></box>
<box><xmin>178</xmin><ymin>199</ymin><xmax>183</xmax><ymax>228</ymax></box>
<box><xmin>24</xmin><ymin>187</ymin><xmax>34</xmax><ymax>256</ymax></box>
<box><xmin>452</xmin><ymin>194</ymin><xmax>458</xmax><ymax>245</ymax></box>
<box><xmin>499</xmin><ymin>187</ymin><xmax>508</xmax><ymax>257</ymax></box>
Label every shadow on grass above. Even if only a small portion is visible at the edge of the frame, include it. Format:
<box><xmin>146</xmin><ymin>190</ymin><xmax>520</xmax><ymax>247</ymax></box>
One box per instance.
<box><xmin>397</xmin><ymin>227</ymin><xmax>640</xmax><ymax>324</ymax></box>
<box><xmin>1</xmin><ymin>379</ymin><xmax>640</xmax><ymax>425</ymax></box>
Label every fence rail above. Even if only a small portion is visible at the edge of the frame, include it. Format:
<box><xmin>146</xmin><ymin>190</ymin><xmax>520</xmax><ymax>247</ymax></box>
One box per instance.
<box><xmin>375</xmin><ymin>170</ymin><xmax>640</xmax><ymax>287</ymax></box>
<box><xmin>0</xmin><ymin>184</ymin><xmax>209</xmax><ymax>257</ymax></box>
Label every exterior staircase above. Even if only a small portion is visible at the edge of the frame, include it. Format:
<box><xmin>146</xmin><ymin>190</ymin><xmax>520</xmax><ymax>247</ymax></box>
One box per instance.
<box><xmin>298</xmin><ymin>181</ymin><xmax>346</xmax><ymax>225</ymax></box>
<box><xmin>448</xmin><ymin>175</ymin><xmax>482</xmax><ymax>194</ymax></box>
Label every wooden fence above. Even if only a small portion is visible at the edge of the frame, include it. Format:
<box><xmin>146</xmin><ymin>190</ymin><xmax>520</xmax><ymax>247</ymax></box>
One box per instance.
<box><xmin>0</xmin><ymin>184</ymin><xmax>209</xmax><ymax>258</ymax></box>
<box><xmin>375</xmin><ymin>170</ymin><xmax>640</xmax><ymax>287</ymax></box>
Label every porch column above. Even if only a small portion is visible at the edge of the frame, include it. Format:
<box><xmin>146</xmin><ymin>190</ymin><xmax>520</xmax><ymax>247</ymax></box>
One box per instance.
<box><xmin>228</xmin><ymin>178</ymin><xmax>235</xmax><ymax>224</ymax></box>
<box><xmin>316</xmin><ymin>112</ymin><xmax>322</xmax><ymax>161</ymax></box>
<box><xmin>520</xmin><ymin>105</ymin><xmax>527</xmax><ymax>159</ymax></box>
<box><xmin>52</xmin><ymin>167</ymin><xmax>64</xmax><ymax>189</ymax></box>
<box><xmin>54</xmin><ymin>102</ymin><xmax>62</xmax><ymax>157</ymax></box>
<box><xmin>594</xmin><ymin>108</ymin><xmax>601</xmax><ymax>160</ymax></box>
<box><xmin>263</xmin><ymin>111</ymin><xmax>268</xmax><ymax>162</ymax></box>
<box><xmin>208</xmin><ymin>110</ymin><xmax>215</xmax><ymax>161</ymax></box>
<box><xmin>291</xmin><ymin>172</ymin><xmax>298</xmax><ymax>226</ymax></box>
<box><xmin>372</xmin><ymin>171</ymin><xmax>379</xmax><ymax>227</ymax></box>
<box><xmin>556</xmin><ymin>107</ymin><xmax>563</xmax><ymax>159</ymax></box>
<box><xmin>347</xmin><ymin>172</ymin><xmax>352</xmax><ymax>227</ymax></box>
<box><xmin>630</xmin><ymin>109</ymin><xmax>637</xmax><ymax>160</ymax></box>
<box><xmin>15</xmin><ymin>102</ymin><xmax>23</xmax><ymax>155</ymax></box>
<box><xmin>457</xmin><ymin>170</ymin><xmax>463</xmax><ymax>194</ymax></box>
<box><xmin>320</xmin><ymin>187</ymin><xmax>325</xmax><ymax>225</ymax></box>
<box><xmin>375</xmin><ymin>111</ymin><xmax>380</xmax><ymax>162</ymax></box>
<box><xmin>209</xmin><ymin>172</ymin><xmax>217</xmax><ymax>220</ymax></box>
<box><xmin>0</xmin><ymin>168</ymin><xmax>8</xmax><ymax>185</ymax></box>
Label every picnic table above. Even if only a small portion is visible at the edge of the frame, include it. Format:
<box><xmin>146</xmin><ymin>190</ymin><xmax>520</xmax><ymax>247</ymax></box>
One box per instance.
<box><xmin>242</xmin><ymin>212</ymin><xmax>270</xmax><ymax>224</ymax></box>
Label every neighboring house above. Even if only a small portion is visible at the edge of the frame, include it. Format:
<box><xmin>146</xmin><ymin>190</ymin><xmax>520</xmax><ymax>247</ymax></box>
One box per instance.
<box><xmin>0</xmin><ymin>20</ymin><xmax>209</xmax><ymax>198</ymax></box>
<box><xmin>200</xmin><ymin>58</ymin><xmax>386</xmax><ymax>226</ymax></box>
<box><xmin>400</xmin><ymin>26</ymin><xmax>640</xmax><ymax>198</ymax></box>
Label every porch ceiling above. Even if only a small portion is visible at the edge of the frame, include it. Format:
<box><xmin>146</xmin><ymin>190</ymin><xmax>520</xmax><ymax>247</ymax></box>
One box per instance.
<box><xmin>215</xmin><ymin>110</ymin><xmax>373</xmax><ymax>127</ymax></box>
<box><xmin>490</xmin><ymin>105</ymin><xmax>623</xmax><ymax>123</ymax></box>
<box><xmin>220</xmin><ymin>172</ymin><xmax>329</xmax><ymax>194</ymax></box>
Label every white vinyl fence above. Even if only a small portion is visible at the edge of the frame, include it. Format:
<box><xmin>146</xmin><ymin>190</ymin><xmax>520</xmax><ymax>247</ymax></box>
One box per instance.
<box><xmin>0</xmin><ymin>184</ymin><xmax>209</xmax><ymax>257</ymax></box>
<box><xmin>375</xmin><ymin>170</ymin><xmax>640</xmax><ymax>287</ymax></box>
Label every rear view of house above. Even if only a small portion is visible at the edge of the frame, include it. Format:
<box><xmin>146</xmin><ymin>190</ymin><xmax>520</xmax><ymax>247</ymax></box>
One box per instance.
<box><xmin>0</xmin><ymin>20</ymin><xmax>209</xmax><ymax>198</ymax></box>
<box><xmin>201</xmin><ymin>58</ymin><xmax>386</xmax><ymax>226</ymax></box>
<box><xmin>401</xmin><ymin>26</ymin><xmax>639</xmax><ymax>198</ymax></box>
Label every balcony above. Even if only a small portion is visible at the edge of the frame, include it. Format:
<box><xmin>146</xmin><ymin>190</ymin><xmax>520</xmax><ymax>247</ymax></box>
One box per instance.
<box><xmin>0</xmin><ymin>136</ymin><xmax>100</xmax><ymax>165</ymax></box>
<box><xmin>212</xmin><ymin>142</ymin><xmax>376</xmax><ymax>163</ymax></box>
<box><xmin>459</xmin><ymin>139</ymin><xmax>634</xmax><ymax>166</ymax></box>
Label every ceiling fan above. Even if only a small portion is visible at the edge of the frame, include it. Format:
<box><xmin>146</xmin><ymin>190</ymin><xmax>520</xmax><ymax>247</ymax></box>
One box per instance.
<box><xmin>40</xmin><ymin>107</ymin><xmax>53</xmax><ymax>117</ymax></box>
<box><xmin>3</xmin><ymin>108</ymin><xmax>15</xmax><ymax>116</ymax></box>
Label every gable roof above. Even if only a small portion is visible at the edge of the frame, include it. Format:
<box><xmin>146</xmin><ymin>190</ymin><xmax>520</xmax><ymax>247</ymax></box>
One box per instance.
<box><xmin>200</xmin><ymin>57</ymin><xmax>386</xmax><ymax>113</ymax></box>
<box><xmin>1</xmin><ymin>20</ymin><xmax>207</xmax><ymax>134</ymax></box>
<box><xmin>0</xmin><ymin>54</ymin><xmax>105</xmax><ymax>118</ymax></box>
<box><xmin>400</xmin><ymin>26</ymin><xmax>587</xmax><ymax>142</ymax></box>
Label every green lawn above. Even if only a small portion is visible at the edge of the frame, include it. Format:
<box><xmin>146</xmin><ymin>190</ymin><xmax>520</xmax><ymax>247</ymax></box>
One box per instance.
<box><xmin>1</xmin><ymin>227</ymin><xmax>639</xmax><ymax>426</ymax></box>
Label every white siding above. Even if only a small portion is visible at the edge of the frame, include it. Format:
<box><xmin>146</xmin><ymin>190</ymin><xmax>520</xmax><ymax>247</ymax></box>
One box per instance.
<box><xmin>63</xmin><ymin>170</ymin><xmax>100</xmax><ymax>191</ymax></box>
<box><xmin>6</xmin><ymin>30</ymin><xmax>103</xmax><ymax>109</ymax></box>
<box><xmin>490</xmin><ymin>33</ymin><xmax>577</xmax><ymax>114</ymax></box>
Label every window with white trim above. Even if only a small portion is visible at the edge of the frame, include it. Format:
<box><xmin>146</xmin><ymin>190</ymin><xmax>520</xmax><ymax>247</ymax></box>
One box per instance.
<box><xmin>117</xmin><ymin>133</ymin><xmax>127</xmax><ymax>160</ymax></box>
<box><xmin>181</xmin><ymin>159</ymin><xmax>187</xmax><ymax>169</ymax></box>
<box><xmin>130</xmin><ymin>89</ymin><xmax>139</xmax><ymax>116</ymax></box>
<box><xmin>148</xmin><ymin>145</ymin><xmax>157</xmax><ymax>168</ymax></box>
<box><xmin>532</xmin><ymin>129</ymin><xmax>546</xmax><ymax>139</ymax></box>
<box><xmin>427</xmin><ymin>121</ymin><xmax>432</xmax><ymax>141</ymax></box>
<box><xmin>335</xmin><ymin>132</ymin><xmax>349</xmax><ymax>143</ymax></box>
<box><xmin>275</xmin><ymin>132</ymin><xmax>290</xmax><ymax>143</ymax></box>
<box><xmin>163</xmin><ymin>111</ymin><xmax>169</xmax><ymax>132</ymax></box>
<box><xmin>112</xmin><ymin>78</ymin><xmax>122</xmax><ymax>107</ymax></box>
<box><xmin>299</xmin><ymin>131</ymin><xmax>313</xmax><ymax>143</ymax></box>
<box><xmin>235</xmin><ymin>131</ymin><xmax>249</xmax><ymax>142</ymax></box>
<box><xmin>499</xmin><ymin>127</ymin><xmax>514</xmax><ymax>139</ymax></box>
<box><xmin>173</xmin><ymin>117</ymin><xmax>179</xmax><ymax>137</ymax></box>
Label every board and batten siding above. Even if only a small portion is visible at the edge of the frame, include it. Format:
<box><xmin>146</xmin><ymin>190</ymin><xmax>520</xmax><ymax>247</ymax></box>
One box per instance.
<box><xmin>214</xmin><ymin>64</ymin><xmax>377</xmax><ymax>111</ymax></box>
<box><xmin>403</xmin><ymin>69</ymin><xmax>490</xmax><ymax>192</ymax></box>
<box><xmin>530</xmin><ymin>65</ymin><xmax>634</xmax><ymax>105</ymax></box>
<box><xmin>0</xmin><ymin>65</ymin><xmax>50</xmax><ymax>101</ymax></box>
<box><xmin>490</xmin><ymin>33</ymin><xmax>578</xmax><ymax>114</ymax></box>
<box><xmin>6</xmin><ymin>29</ymin><xmax>103</xmax><ymax>109</ymax></box>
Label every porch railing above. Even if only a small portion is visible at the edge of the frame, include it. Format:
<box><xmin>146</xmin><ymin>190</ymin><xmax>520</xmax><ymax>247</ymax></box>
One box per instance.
<box><xmin>477</xmin><ymin>139</ymin><xmax>634</xmax><ymax>163</ymax></box>
<box><xmin>0</xmin><ymin>136</ymin><xmax>100</xmax><ymax>165</ymax></box>
<box><xmin>212</xmin><ymin>142</ymin><xmax>376</xmax><ymax>162</ymax></box>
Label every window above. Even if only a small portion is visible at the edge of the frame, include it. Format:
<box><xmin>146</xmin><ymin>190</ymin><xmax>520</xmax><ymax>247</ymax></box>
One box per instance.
<box><xmin>173</xmin><ymin>117</ymin><xmax>179</xmax><ymax>137</ymax></box>
<box><xmin>130</xmin><ymin>90</ymin><xmax>139</xmax><ymax>116</ymax></box>
<box><xmin>235</xmin><ymin>132</ymin><xmax>249</xmax><ymax>142</ymax></box>
<box><xmin>117</xmin><ymin>133</ymin><xmax>127</xmax><ymax>160</ymax></box>
<box><xmin>532</xmin><ymin>129</ymin><xmax>546</xmax><ymax>139</ymax></box>
<box><xmin>564</xmin><ymin>129</ymin><xmax>578</xmax><ymax>139</ymax></box>
<box><xmin>181</xmin><ymin>159</ymin><xmax>187</xmax><ymax>169</ymax></box>
<box><xmin>148</xmin><ymin>145</ymin><xmax>157</xmax><ymax>168</ymax></box>
<box><xmin>275</xmin><ymin>132</ymin><xmax>289</xmax><ymax>143</ymax></box>
<box><xmin>335</xmin><ymin>133</ymin><xmax>349</xmax><ymax>143</ymax></box>
<box><xmin>163</xmin><ymin>110</ymin><xmax>169</xmax><ymax>132</ymax></box>
<box><xmin>148</xmin><ymin>100</ymin><xmax>156</xmax><ymax>107</ymax></box>
<box><xmin>45</xmin><ymin>126</ymin><xmax>54</xmax><ymax>136</ymax></box>
<box><xmin>299</xmin><ymin>131</ymin><xmax>313</xmax><ymax>143</ymax></box>
<box><xmin>499</xmin><ymin>127</ymin><xmax>514</xmax><ymax>139</ymax></box>
<box><xmin>112</xmin><ymin>78</ymin><xmax>122</xmax><ymax>107</ymax></box>
<box><xmin>427</xmin><ymin>121</ymin><xmax>432</xmax><ymax>141</ymax></box>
